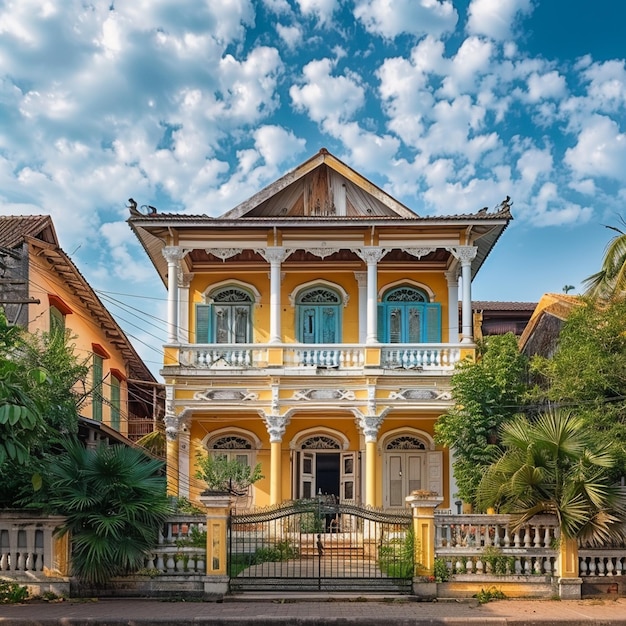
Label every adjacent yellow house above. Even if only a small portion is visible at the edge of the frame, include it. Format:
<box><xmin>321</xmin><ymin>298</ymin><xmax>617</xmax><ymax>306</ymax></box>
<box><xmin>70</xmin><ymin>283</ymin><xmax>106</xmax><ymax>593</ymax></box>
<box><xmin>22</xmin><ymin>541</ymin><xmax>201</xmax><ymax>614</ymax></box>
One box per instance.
<box><xmin>0</xmin><ymin>215</ymin><xmax>160</xmax><ymax>443</ymax></box>
<box><xmin>129</xmin><ymin>149</ymin><xmax>512</xmax><ymax>510</ymax></box>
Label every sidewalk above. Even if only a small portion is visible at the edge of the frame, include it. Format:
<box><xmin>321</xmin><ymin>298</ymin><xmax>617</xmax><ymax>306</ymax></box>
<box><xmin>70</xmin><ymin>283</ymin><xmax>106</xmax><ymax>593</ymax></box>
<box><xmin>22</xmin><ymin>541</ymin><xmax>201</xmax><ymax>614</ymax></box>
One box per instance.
<box><xmin>0</xmin><ymin>595</ymin><xmax>625</xmax><ymax>625</ymax></box>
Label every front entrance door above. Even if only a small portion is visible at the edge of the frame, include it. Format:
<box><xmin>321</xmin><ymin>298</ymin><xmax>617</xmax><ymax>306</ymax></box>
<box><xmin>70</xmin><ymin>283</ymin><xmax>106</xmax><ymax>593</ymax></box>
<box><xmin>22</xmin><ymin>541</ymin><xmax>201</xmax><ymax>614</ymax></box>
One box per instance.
<box><xmin>298</xmin><ymin>451</ymin><xmax>357</xmax><ymax>502</ymax></box>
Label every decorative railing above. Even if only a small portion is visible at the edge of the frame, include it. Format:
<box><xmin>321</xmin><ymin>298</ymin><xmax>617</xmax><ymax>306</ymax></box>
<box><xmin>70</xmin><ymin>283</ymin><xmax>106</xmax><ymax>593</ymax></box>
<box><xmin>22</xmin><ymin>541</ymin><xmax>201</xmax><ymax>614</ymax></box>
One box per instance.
<box><xmin>143</xmin><ymin>515</ymin><xmax>207</xmax><ymax>576</ymax></box>
<box><xmin>0</xmin><ymin>511</ymin><xmax>67</xmax><ymax>576</ymax></box>
<box><xmin>175</xmin><ymin>343</ymin><xmax>464</xmax><ymax>372</ymax></box>
<box><xmin>579</xmin><ymin>549</ymin><xmax>626</xmax><ymax>577</ymax></box>
<box><xmin>381</xmin><ymin>345</ymin><xmax>462</xmax><ymax>370</ymax></box>
<box><xmin>435</xmin><ymin>514</ymin><xmax>559</xmax><ymax>577</ymax></box>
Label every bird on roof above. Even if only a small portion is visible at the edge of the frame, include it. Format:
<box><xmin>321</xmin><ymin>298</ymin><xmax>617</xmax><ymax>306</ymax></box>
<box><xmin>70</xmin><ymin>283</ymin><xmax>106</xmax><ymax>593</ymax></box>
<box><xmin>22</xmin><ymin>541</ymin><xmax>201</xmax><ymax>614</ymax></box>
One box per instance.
<box><xmin>477</xmin><ymin>206</ymin><xmax>488</xmax><ymax>214</ymax></box>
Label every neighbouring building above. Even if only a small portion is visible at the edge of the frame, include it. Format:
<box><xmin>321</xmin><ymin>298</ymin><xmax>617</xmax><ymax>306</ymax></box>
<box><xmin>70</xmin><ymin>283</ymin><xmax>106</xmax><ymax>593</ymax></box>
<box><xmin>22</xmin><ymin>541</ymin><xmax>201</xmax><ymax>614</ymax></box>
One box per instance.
<box><xmin>471</xmin><ymin>301</ymin><xmax>537</xmax><ymax>341</ymax></box>
<box><xmin>129</xmin><ymin>148</ymin><xmax>513</xmax><ymax>510</ymax></box>
<box><xmin>0</xmin><ymin>215</ymin><xmax>162</xmax><ymax>444</ymax></box>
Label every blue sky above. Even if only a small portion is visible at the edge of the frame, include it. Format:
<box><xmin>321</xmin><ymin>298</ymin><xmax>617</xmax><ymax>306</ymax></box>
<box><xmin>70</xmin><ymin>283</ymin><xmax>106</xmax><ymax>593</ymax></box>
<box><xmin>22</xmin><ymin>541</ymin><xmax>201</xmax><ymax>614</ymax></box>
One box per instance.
<box><xmin>1</xmin><ymin>0</ymin><xmax>625</xmax><ymax>374</ymax></box>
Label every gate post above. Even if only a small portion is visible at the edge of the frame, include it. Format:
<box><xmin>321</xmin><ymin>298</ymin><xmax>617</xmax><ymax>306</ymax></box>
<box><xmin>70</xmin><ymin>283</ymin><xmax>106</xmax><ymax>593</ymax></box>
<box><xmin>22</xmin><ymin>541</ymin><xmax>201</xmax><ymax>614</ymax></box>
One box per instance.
<box><xmin>199</xmin><ymin>492</ymin><xmax>234</xmax><ymax>598</ymax></box>
<box><xmin>405</xmin><ymin>491</ymin><xmax>443</xmax><ymax>577</ymax></box>
<box><xmin>558</xmin><ymin>537</ymin><xmax>582</xmax><ymax>599</ymax></box>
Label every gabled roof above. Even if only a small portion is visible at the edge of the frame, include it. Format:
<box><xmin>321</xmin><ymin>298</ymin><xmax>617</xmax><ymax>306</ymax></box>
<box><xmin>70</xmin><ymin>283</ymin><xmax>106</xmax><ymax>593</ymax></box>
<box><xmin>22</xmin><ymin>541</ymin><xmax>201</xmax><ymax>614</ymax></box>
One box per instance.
<box><xmin>0</xmin><ymin>215</ymin><xmax>156</xmax><ymax>383</ymax></box>
<box><xmin>518</xmin><ymin>293</ymin><xmax>581</xmax><ymax>356</ymax></box>
<box><xmin>0</xmin><ymin>215</ymin><xmax>58</xmax><ymax>250</ymax></box>
<box><xmin>220</xmin><ymin>148</ymin><xmax>419</xmax><ymax>220</ymax></box>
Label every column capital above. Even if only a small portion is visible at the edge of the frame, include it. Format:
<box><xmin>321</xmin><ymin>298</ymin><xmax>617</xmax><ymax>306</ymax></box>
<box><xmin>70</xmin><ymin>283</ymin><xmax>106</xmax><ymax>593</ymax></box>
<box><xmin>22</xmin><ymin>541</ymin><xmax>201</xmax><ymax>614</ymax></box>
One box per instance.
<box><xmin>446</xmin><ymin>245</ymin><xmax>477</xmax><ymax>265</ymax></box>
<box><xmin>178</xmin><ymin>272</ymin><xmax>194</xmax><ymax>288</ymax></box>
<box><xmin>445</xmin><ymin>269</ymin><xmax>459</xmax><ymax>285</ymax></box>
<box><xmin>256</xmin><ymin>246</ymin><xmax>293</xmax><ymax>264</ymax></box>
<box><xmin>262</xmin><ymin>413</ymin><xmax>290</xmax><ymax>443</ymax></box>
<box><xmin>355</xmin><ymin>246</ymin><xmax>388</xmax><ymax>265</ymax></box>
<box><xmin>354</xmin><ymin>271</ymin><xmax>367</xmax><ymax>287</ymax></box>
<box><xmin>357</xmin><ymin>414</ymin><xmax>384</xmax><ymax>443</ymax></box>
<box><xmin>162</xmin><ymin>245</ymin><xmax>187</xmax><ymax>263</ymax></box>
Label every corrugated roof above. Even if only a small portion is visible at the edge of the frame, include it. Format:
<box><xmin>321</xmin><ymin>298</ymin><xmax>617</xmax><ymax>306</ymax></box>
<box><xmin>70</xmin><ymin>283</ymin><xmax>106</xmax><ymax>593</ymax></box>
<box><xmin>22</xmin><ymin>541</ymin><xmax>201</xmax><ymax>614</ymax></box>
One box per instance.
<box><xmin>472</xmin><ymin>301</ymin><xmax>538</xmax><ymax>311</ymax></box>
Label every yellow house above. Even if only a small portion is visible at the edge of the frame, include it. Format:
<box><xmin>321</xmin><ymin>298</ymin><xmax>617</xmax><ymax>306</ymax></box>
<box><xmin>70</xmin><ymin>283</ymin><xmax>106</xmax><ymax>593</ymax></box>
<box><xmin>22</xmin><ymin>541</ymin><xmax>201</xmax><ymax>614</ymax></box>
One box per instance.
<box><xmin>129</xmin><ymin>149</ymin><xmax>512</xmax><ymax>510</ymax></box>
<box><xmin>0</xmin><ymin>214</ymin><xmax>160</xmax><ymax>442</ymax></box>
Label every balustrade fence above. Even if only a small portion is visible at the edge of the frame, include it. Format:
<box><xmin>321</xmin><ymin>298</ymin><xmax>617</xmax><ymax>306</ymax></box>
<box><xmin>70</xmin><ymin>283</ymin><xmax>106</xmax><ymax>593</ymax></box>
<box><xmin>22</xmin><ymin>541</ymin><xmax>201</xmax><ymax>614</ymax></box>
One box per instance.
<box><xmin>2</xmin><ymin>511</ymin><xmax>625</xmax><ymax>587</ymax></box>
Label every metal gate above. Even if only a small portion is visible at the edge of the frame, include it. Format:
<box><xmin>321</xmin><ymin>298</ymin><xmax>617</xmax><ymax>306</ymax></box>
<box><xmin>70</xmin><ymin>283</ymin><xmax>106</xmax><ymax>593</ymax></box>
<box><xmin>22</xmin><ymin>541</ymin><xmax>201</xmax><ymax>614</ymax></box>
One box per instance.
<box><xmin>229</xmin><ymin>498</ymin><xmax>414</xmax><ymax>593</ymax></box>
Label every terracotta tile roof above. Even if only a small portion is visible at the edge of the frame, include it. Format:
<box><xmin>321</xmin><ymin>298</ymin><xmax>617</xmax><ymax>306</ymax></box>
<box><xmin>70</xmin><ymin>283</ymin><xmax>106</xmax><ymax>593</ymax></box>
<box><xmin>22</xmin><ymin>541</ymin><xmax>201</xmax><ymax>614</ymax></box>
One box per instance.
<box><xmin>0</xmin><ymin>215</ymin><xmax>57</xmax><ymax>249</ymax></box>
<box><xmin>471</xmin><ymin>301</ymin><xmax>538</xmax><ymax>311</ymax></box>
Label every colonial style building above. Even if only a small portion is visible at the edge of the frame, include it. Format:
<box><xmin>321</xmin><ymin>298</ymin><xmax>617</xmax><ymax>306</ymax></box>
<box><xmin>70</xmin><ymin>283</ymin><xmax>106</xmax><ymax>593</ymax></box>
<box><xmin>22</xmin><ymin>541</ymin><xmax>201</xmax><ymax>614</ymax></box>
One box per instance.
<box><xmin>0</xmin><ymin>215</ymin><xmax>161</xmax><ymax>443</ymax></box>
<box><xmin>129</xmin><ymin>149</ymin><xmax>512</xmax><ymax>510</ymax></box>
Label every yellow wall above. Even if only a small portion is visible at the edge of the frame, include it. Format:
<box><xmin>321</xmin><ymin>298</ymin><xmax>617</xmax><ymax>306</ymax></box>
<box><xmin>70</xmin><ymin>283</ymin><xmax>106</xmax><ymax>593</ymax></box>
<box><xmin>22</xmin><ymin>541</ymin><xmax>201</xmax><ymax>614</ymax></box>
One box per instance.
<box><xmin>27</xmin><ymin>251</ymin><xmax>131</xmax><ymax>435</ymax></box>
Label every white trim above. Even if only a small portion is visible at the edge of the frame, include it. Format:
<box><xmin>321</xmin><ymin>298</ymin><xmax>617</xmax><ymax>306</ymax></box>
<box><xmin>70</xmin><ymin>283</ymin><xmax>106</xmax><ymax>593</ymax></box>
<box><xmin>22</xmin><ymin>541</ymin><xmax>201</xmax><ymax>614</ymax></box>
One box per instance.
<box><xmin>289</xmin><ymin>279</ymin><xmax>349</xmax><ymax>308</ymax></box>
<box><xmin>289</xmin><ymin>426</ymin><xmax>350</xmax><ymax>450</ymax></box>
<box><xmin>201</xmin><ymin>426</ymin><xmax>262</xmax><ymax>450</ymax></box>
<box><xmin>378</xmin><ymin>427</ymin><xmax>435</xmax><ymax>452</ymax></box>
<box><xmin>378</xmin><ymin>279</ymin><xmax>436</xmax><ymax>303</ymax></box>
<box><xmin>202</xmin><ymin>279</ymin><xmax>261</xmax><ymax>305</ymax></box>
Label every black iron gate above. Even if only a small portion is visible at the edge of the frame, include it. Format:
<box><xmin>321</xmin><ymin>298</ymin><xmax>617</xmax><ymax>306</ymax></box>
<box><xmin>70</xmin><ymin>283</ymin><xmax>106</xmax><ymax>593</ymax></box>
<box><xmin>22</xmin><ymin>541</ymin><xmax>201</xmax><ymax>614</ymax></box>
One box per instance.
<box><xmin>229</xmin><ymin>498</ymin><xmax>414</xmax><ymax>593</ymax></box>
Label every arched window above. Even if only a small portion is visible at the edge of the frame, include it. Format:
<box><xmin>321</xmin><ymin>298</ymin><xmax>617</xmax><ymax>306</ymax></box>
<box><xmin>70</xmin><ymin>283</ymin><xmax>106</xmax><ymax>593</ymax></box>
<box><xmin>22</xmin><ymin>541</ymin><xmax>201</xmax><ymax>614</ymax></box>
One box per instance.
<box><xmin>378</xmin><ymin>285</ymin><xmax>441</xmax><ymax>343</ymax></box>
<box><xmin>196</xmin><ymin>286</ymin><xmax>253</xmax><ymax>343</ymax></box>
<box><xmin>296</xmin><ymin>286</ymin><xmax>341</xmax><ymax>343</ymax></box>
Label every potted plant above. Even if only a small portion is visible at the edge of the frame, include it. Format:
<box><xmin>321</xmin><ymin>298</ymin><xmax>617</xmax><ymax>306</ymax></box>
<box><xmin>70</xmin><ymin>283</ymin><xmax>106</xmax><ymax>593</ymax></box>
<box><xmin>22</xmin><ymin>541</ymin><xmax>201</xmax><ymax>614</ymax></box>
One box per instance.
<box><xmin>195</xmin><ymin>452</ymin><xmax>263</xmax><ymax>497</ymax></box>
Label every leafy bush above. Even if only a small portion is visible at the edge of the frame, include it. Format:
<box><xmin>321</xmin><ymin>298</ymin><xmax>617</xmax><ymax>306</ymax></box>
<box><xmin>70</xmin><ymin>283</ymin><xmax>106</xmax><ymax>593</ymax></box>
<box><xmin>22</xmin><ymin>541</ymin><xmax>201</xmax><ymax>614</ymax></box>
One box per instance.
<box><xmin>433</xmin><ymin>557</ymin><xmax>450</xmax><ymax>582</ymax></box>
<box><xmin>474</xmin><ymin>586</ymin><xmax>507</xmax><ymax>604</ymax></box>
<box><xmin>378</xmin><ymin>530</ymin><xmax>415</xmax><ymax>579</ymax></box>
<box><xmin>195</xmin><ymin>453</ymin><xmax>263</xmax><ymax>496</ymax></box>
<box><xmin>0</xmin><ymin>581</ymin><xmax>29</xmax><ymax>604</ymax></box>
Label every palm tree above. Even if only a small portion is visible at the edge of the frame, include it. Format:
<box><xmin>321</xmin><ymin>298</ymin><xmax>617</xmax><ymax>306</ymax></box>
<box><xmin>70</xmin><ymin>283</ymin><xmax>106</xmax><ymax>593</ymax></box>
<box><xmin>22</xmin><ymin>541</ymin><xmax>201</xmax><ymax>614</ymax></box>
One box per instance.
<box><xmin>47</xmin><ymin>439</ymin><xmax>171</xmax><ymax>585</ymax></box>
<box><xmin>584</xmin><ymin>221</ymin><xmax>626</xmax><ymax>298</ymax></box>
<box><xmin>477</xmin><ymin>409</ymin><xmax>625</xmax><ymax>545</ymax></box>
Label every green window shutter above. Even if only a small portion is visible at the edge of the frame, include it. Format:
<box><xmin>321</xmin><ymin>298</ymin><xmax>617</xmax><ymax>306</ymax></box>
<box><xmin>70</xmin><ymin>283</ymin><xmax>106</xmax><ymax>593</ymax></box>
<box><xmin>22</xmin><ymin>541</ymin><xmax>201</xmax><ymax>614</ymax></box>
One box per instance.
<box><xmin>196</xmin><ymin>304</ymin><xmax>211</xmax><ymax>343</ymax></box>
<box><xmin>424</xmin><ymin>303</ymin><xmax>441</xmax><ymax>343</ymax></box>
<box><xmin>110</xmin><ymin>377</ymin><xmax>120</xmax><ymax>431</ymax></box>
<box><xmin>92</xmin><ymin>355</ymin><xmax>103</xmax><ymax>422</ymax></box>
<box><xmin>377</xmin><ymin>304</ymin><xmax>385</xmax><ymax>342</ymax></box>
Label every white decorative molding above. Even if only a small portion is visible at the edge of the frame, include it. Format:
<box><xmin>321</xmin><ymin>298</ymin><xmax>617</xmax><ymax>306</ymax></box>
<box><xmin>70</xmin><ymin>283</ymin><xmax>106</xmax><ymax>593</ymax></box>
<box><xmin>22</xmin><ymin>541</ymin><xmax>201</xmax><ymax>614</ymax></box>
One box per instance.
<box><xmin>354</xmin><ymin>246</ymin><xmax>388</xmax><ymax>264</ymax></box>
<box><xmin>205</xmin><ymin>248</ymin><xmax>242</xmax><ymax>261</ymax></box>
<box><xmin>388</xmin><ymin>389</ymin><xmax>452</xmax><ymax>401</ymax></box>
<box><xmin>162</xmin><ymin>245</ymin><xmax>187</xmax><ymax>264</ymax></box>
<box><xmin>292</xmin><ymin>388</ymin><xmax>356</xmax><ymax>401</ymax></box>
<box><xmin>357</xmin><ymin>414</ymin><xmax>384</xmax><ymax>443</ymax></box>
<box><xmin>403</xmin><ymin>247</ymin><xmax>436</xmax><ymax>259</ymax></box>
<box><xmin>446</xmin><ymin>245</ymin><xmax>477</xmax><ymax>265</ymax></box>
<box><xmin>194</xmin><ymin>389</ymin><xmax>258</xmax><ymax>401</ymax></box>
<box><xmin>255</xmin><ymin>247</ymin><xmax>295</xmax><ymax>264</ymax></box>
<box><xmin>261</xmin><ymin>413</ymin><xmax>291</xmax><ymax>443</ymax></box>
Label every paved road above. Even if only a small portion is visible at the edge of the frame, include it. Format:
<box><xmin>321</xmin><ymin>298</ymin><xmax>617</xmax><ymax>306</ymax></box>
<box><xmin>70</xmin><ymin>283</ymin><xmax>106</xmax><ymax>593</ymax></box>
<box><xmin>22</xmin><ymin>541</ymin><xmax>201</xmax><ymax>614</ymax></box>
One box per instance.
<box><xmin>0</xmin><ymin>596</ymin><xmax>625</xmax><ymax>625</ymax></box>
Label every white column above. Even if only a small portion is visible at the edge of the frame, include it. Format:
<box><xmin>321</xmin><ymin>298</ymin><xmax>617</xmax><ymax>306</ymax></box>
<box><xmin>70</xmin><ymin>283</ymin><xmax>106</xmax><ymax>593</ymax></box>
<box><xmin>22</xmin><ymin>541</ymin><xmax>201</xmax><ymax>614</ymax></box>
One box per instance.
<box><xmin>257</xmin><ymin>247</ymin><xmax>288</xmax><ymax>344</ymax></box>
<box><xmin>447</xmin><ymin>246</ymin><xmax>477</xmax><ymax>344</ymax></box>
<box><xmin>354</xmin><ymin>271</ymin><xmax>367</xmax><ymax>344</ymax></box>
<box><xmin>178</xmin><ymin>272</ymin><xmax>194</xmax><ymax>344</ymax></box>
<box><xmin>178</xmin><ymin>426</ymin><xmax>190</xmax><ymax>498</ymax></box>
<box><xmin>445</xmin><ymin>269</ymin><xmax>459</xmax><ymax>343</ymax></box>
<box><xmin>162</xmin><ymin>246</ymin><xmax>186</xmax><ymax>344</ymax></box>
<box><xmin>356</xmin><ymin>247</ymin><xmax>387</xmax><ymax>345</ymax></box>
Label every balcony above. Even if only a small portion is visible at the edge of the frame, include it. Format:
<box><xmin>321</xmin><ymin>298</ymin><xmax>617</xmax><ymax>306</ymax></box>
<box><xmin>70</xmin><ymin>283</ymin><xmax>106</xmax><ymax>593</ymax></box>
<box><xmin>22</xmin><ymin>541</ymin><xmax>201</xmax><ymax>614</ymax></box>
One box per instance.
<box><xmin>171</xmin><ymin>342</ymin><xmax>469</xmax><ymax>375</ymax></box>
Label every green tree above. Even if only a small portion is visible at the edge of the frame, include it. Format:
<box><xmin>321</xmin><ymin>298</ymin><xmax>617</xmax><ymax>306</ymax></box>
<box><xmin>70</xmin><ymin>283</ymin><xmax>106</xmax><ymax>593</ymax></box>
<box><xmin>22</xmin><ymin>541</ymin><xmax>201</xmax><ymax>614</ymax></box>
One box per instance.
<box><xmin>530</xmin><ymin>297</ymin><xmax>626</xmax><ymax>474</ymax></box>
<box><xmin>583</xmin><ymin>222</ymin><xmax>626</xmax><ymax>298</ymax></box>
<box><xmin>435</xmin><ymin>334</ymin><xmax>528</xmax><ymax>507</ymax></box>
<box><xmin>477</xmin><ymin>410</ymin><xmax>625</xmax><ymax>544</ymax></box>
<box><xmin>0</xmin><ymin>319</ymin><xmax>88</xmax><ymax>507</ymax></box>
<box><xmin>195</xmin><ymin>452</ymin><xmax>263</xmax><ymax>496</ymax></box>
<box><xmin>47</xmin><ymin>439</ymin><xmax>171</xmax><ymax>585</ymax></box>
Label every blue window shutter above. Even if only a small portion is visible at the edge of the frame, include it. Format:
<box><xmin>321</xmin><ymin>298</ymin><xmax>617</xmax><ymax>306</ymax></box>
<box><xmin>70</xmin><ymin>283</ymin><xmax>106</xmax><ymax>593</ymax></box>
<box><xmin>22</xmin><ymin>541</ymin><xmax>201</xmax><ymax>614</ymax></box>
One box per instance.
<box><xmin>424</xmin><ymin>303</ymin><xmax>441</xmax><ymax>343</ymax></box>
<box><xmin>377</xmin><ymin>304</ymin><xmax>385</xmax><ymax>342</ymax></box>
<box><xmin>196</xmin><ymin>304</ymin><xmax>211</xmax><ymax>343</ymax></box>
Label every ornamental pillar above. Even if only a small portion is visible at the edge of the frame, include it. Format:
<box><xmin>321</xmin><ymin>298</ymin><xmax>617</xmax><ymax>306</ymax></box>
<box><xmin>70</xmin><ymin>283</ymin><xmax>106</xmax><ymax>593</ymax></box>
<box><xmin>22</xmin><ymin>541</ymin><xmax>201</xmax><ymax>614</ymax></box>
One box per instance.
<box><xmin>164</xmin><ymin>385</ymin><xmax>180</xmax><ymax>496</ymax></box>
<box><xmin>257</xmin><ymin>247</ymin><xmax>290</xmax><ymax>344</ymax></box>
<box><xmin>447</xmin><ymin>246</ymin><xmax>477</xmax><ymax>344</ymax></box>
<box><xmin>405</xmin><ymin>492</ymin><xmax>444</xmax><ymax>576</ymax></box>
<box><xmin>178</xmin><ymin>272</ymin><xmax>194</xmax><ymax>344</ymax></box>
<box><xmin>445</xmin><ymin>269</ymin><xmax>459</xmax><ymax>343</ymax></box>
<box><xmin>262</xmin><ymin>413</ymin><xmax>291</xmax><ymax>505</ymax></box>
<box><xmin>355</xmin><ymin>247</ymin><xmax>387</xmax><ymax>345</ymax></box>
<box><xmin>357</xmin><ymin>414</ymin><xmax>384</xmax><ymax>507</ymax></box>
<box><xmin>354</xmin><ymin>271</ymin><xmax>367</xmax><ymax>343</ymax></box>
<box><xmin>162</xmin><ymin>246</ymin><xmax>186</xmax><ymax>343</ymax></box>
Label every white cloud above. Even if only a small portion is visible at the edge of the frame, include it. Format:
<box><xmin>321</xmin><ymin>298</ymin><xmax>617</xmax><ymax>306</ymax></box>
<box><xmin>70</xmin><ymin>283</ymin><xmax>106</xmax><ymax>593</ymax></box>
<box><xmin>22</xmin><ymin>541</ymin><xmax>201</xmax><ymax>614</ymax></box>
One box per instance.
<box><xmin>354</xmin><ymin>0</ymin><xmax>457</xmax><ymax>39</ymax></box>
<box><xmin>290</xmin><ymin>58</ymin><xmax>365</xmax><ymax>123</ymax></box>
<box><xmin>516</xmin><ymin>147</ymin><xmax>553</xmax><ymax>187</ymax></box>
<box><xmin>529</xmin><ymin>182</ymin><xmax>593</xmax><ymax>226</ymax></box>
<box><xmin>253</xmin><ymin>125</ymin><xmax>307</xmax><ymax>168</ymax></box>
<box><xmin>466</xmin><ymin>0</ymin><xmax>534</xmax><ymax>41</ymax></box>
<box><xmin>296</xmin><ymin>0</ymin><xmax>339</xmax><ymax>25</ymax></box>
<box><xmin>526</xmin><ymin>70</ymin><xmax>567</xmax><ymax>103</ymax></box>
<box><xmin>565</xmin><ymin>115</ymin><xmax>626</xmax><ymax>182</ymax></box>
<box><xmin>276</xmin><ymin>23</ymin><xmax>303</xmax><ymax>50</ymax></box>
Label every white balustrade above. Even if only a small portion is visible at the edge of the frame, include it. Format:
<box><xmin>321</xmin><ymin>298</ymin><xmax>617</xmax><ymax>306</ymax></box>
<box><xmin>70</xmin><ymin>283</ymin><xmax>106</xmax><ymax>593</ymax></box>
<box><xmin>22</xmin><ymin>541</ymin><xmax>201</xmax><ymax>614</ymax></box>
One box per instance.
<box><xmin>381</xmin><ymin>345</ymin><xmax>462</xmax><ymax>370</ymax></box>
<box><xmin>579</xmin><ymin>551</ymin><xmax>626</xmax><ymax>577</ymax></box>
<box><xmin>435</xmin><ymin>514</ymin><xmax>559</xmax><ymax>578</ymax></box>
